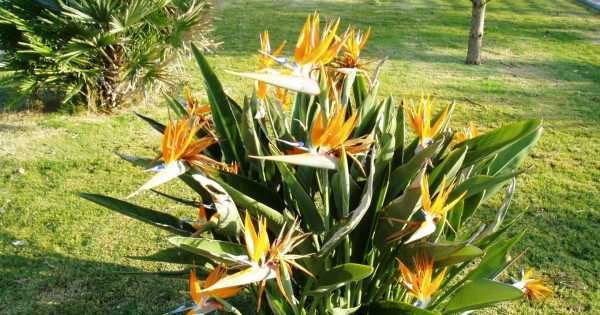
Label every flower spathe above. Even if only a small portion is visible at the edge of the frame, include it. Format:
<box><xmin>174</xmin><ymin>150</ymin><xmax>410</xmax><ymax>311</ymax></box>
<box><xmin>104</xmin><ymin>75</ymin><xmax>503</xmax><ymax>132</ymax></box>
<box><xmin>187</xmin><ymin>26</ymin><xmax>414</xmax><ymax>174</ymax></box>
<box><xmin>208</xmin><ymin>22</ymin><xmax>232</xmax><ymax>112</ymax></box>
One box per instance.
<box><xmin>397</xmin><ymin>254</ymin><xmax>447</xmax><ymax>307</ymax></box>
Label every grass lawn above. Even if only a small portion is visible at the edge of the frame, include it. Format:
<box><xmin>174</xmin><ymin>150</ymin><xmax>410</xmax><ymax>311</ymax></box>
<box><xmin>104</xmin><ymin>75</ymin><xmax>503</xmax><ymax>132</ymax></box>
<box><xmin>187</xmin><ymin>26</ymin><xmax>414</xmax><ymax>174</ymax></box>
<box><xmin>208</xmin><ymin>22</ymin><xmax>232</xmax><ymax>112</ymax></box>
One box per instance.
<box><xmin>2</xmin><ymin>0</ymin><xmax>600</xmax><ymax>313</ymax></box>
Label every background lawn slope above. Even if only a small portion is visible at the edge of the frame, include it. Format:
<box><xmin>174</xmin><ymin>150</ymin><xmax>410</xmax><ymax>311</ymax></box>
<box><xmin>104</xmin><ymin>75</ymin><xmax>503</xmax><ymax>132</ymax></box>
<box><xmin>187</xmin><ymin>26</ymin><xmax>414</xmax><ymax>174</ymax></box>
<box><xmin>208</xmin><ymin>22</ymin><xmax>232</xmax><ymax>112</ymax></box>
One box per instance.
<box><xmin>1</xmin><ymin>0</ymin><xmax>599</xmax><ymax>313</ymax></box>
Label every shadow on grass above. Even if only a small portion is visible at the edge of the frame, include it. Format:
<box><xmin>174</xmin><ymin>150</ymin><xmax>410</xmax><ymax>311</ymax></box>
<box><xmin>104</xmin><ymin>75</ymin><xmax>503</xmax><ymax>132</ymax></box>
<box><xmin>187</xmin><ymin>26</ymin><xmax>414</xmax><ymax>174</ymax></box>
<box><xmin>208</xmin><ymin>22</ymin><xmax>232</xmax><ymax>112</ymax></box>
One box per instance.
<box><xmin>0</xmin><ymin>239</ymin><xmax>184</xmax><ymax>314</ymax></box>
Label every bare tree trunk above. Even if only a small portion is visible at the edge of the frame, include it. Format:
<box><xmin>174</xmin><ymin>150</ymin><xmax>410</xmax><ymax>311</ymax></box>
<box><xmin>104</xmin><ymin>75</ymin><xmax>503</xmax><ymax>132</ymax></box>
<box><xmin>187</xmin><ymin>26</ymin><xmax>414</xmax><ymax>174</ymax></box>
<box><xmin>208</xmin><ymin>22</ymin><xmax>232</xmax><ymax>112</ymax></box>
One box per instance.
<box><xmin>101</xmin><ymin>45</ymin><xmax>124</xmax><ymax>111</ymax></box>
<box><xmin>466</xmin><ymin>0</ymin><xmax>486</xmax><ymax>65</ymax></box>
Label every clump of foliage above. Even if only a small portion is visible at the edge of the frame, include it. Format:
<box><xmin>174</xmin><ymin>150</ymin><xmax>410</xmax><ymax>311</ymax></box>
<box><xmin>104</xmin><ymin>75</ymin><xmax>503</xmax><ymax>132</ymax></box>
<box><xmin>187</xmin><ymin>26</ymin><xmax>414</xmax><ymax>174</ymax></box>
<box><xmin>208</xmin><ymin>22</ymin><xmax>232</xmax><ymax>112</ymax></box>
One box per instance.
<box><xmin>83</xmin><ymin>13</ymin><xmax>551</xmax><ymax>314</ymax></box>
<box><xmin>0</xmin><ymin>0</ymin><xmax>213</xmax><ymax>111</ymax></box>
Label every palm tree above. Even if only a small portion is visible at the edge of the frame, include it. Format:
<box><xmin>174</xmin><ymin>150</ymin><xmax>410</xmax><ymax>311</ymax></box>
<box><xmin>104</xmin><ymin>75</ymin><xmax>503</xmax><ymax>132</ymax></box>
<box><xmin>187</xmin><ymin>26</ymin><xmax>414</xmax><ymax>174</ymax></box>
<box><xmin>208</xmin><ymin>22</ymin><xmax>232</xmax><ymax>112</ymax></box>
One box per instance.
<box><xmin>0</xmin><ymin>0</ymin><xmax>214</xmax><ymax>111</ymax></box>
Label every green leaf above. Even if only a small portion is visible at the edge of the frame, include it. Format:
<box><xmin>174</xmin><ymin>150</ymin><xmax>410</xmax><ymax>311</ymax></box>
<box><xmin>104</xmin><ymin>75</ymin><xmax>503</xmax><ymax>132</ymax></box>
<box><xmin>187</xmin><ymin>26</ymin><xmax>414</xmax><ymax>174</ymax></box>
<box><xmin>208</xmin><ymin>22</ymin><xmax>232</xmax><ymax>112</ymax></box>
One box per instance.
<box><xmin>457</xmin><ymin>119</ymin><xmax>542</xmax><ymax>167</ymax></box>
<box><xmin>449</xmin><ymin>171</ymin><xmax>520</xmax><ymax>201</ymax></box>
<box><xmin>340</xmin><ymin>69</ymin><xmax>357</xmax><ymax>106</ymax></box>
<box><xmin>135</xmin><ymin>112</ymin><xmax>165</xmax><ymax>133</ymax></box>
<box><xmin>266</xmin><ymin>281</ymin><xmax>294</xmax><ymax>315</ymax></box>
<box><xmin>164</xmin><ymin>94</ymin><xmax>188</xmax><ymax>118</ymax></box>
<box><xmin>435</xmin><ymin>245</ymin><xmax>483</xmax><ymax>267</ymax></box>
<box><xmin>311</xmin><ymin>263</ymin><xmax>374</xmax><ymax>294</ymax></box>
<box><xmin>443</xmin><ymin>279</ymin><xmax>523</xmax><ymax>314</ymax></box>
<box><xmin>397</xmin><ymin>241</ymin><xmax>483</xmax><ymax>268</ymax></box>
<box><xmin>446</xmin><ymin>199</ymin><xmax>464</xmax><ymax>239</ymax></box>
<box><xmin>375</xmin><ymin>97</ymin><xmax>397</xmax><ymax>169</ymax></box>
<box><xmin>151</xmin><ymin>189</ymin><xmax>199</xmax><ymax>207</ymax></box>
<box><xmin>488</xmin><ymin>126</ymin><xmax>543</xmax><ymax>176</ymax></box>
<box><xmin>465</xmin><ymin>230</ymin><xmax>526</xmax><ymax>281</ymax></box>
<box><xmin>320</xmin><ymin>152</ymin><xmax>375</xmax><ymax>255</ymax></box>
<box><xmin>388</xmin><ymin>139</ymin><xmax>444</xmax><ymax>199</ymax></box>
<box><xmin>219</xmin><ymin>171</ymin><xmax>285</xmax><ymax>211</ymax></box>
<box><xmin>394</xmin><ymin>101</ymin><xmax>406</xmax><ymax>159</ymax></box>
<box><xmin>334</xmin><ymin>146</ymin><xmax>350</xmax><ymax>217</ymax></box>
<box><xmin>374</xmin><ymin>173</ymin><xmax>422</xmax><ymax>248</ymax></box>
<box><xmin>192</xmin><ymin>44</ymin><xmax>245</xmax><ymax>163</ymax></box>
<box><xmin>476</xmin><ymin>178</ymin><xmax>516</xmax><ymax>240</ymax></box>
<box><xmin>114</xmin><ymin>152</ymin><xmax>156</xmax><ymax>168</ymax></box>
<box><xmin>240</xmin><ymin>94</ymin><xmax>264</xmax><ymax>158</ymax></box>
<box><xmin>210</xmin><ymin>176</ymin><xmax>286</xmax><ymax>231</ymax></box>
<box><xmin>354</xmin><ymin>81</ymin><xmax>381</xmax><ymax>137</ymax></box>
<box><xmin>80</xmin><ymin>193</ymin><xmax>195</xmax><ymax>235</ymax></box>
<box><xmin>273</xmin><ymin>156</ymin><xmax>325</xmax><ymax>233</ymax></box>
<box><xmin>367</xmin><ymin>301</ymin><xmax>439</xmax><ymax>315</ymax></box>
<box><xmin>127</xmin><ymin>247</ymin><xmax>209</xmax><ymax>265</ymax></box>
<box><xmin>429</xmin><ymin>146</ymin><xmax>467</xmax><ymax>192</ymax></box>
<box><xmin>168</xmin><ymin>236</ymin><xmax>246</xmax><ymax>264</ymax></box>
<box><xmin>352</xmin><ymin>72</ymin><xmax>369</xmax><ymax>109</ymax></box>
<box><xmin>278</xmin><ymin>262</ymin><xmax>299</xmax><ymax>314</ymax></box>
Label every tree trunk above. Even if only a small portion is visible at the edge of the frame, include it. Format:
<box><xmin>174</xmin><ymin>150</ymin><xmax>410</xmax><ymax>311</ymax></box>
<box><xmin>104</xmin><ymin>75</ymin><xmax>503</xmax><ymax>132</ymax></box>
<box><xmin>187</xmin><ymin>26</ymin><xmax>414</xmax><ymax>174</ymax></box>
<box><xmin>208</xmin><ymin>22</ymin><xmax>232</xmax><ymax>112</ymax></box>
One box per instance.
<box><xmin>101</xmin><ymin>45</ymin><xmax>125</xmax><ymax>111</ymax></box>
<box><xmin>466</xmin><ymin>0</ymin><xmax>486</xmax><ymax>65</ymax></box>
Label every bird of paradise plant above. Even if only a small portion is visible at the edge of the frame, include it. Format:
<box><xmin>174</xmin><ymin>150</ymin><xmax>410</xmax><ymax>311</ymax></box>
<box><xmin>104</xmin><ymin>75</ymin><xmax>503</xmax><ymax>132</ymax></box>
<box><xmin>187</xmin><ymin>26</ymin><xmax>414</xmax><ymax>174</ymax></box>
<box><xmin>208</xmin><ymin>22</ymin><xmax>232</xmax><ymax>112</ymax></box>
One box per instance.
<box><xmin>83</xmin><ymin>12</ymin><xmax>548</xmax><ymax>315</ymax></box>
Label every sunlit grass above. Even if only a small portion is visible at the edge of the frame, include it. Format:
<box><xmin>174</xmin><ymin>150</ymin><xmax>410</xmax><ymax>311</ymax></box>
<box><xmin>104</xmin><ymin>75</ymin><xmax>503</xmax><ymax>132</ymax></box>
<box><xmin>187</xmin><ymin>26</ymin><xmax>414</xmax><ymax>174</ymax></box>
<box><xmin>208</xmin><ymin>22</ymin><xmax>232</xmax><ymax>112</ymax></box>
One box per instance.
<box><xmin>1</xmin><ymin>0</ymin><xmax>599</xmax><ymax>313</ymax></box>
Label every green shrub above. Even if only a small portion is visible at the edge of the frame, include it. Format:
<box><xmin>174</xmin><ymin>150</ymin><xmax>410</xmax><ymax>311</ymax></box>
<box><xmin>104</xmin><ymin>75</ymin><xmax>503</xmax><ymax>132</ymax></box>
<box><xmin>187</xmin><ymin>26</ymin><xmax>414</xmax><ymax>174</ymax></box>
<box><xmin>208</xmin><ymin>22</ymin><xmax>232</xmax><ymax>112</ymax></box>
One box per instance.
<box><xmin>83</xmin><ymin>13</ymin><xmax>551</xmax><ymax>314</ymax></box>
<box><xmin>0</xmin><ymin>0</ymin><xmax>213</xmax><ymax>111</ymax></box>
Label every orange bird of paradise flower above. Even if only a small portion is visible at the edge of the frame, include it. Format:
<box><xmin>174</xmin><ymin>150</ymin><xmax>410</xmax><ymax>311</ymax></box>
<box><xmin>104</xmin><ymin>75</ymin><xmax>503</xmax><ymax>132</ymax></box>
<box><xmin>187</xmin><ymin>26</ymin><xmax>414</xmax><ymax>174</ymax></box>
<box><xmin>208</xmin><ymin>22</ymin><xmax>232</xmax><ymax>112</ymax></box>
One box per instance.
<box><xmin>168</xmin><ymin>265</ymin><xmax>241</xmax><ymax>315</ymax></box>
<box><xmin>293</xmin><ymin>12</ymin><xmax>347</xmax><ymax>76</ymax></box>
<box><xmin>129</xmin><ymin>117</ymin><xmax>235</xmax><ymax>197</ymax></box>
<box><xmin>397</xmin><ymin>253</ymin><xmax>447</xmax><ymax>307</ymax></box>
<box><xmin>513</xmin><ymin>268</ymin><xmax>552</xmax><ymax>301</ymax></box>
<box><xmin>184</xmin><ymin>86</ymin><xmax>211</xmax><ymax>118</ymax></box>
<box><xmin>450</xmin><ymin>122</ymin><xmax>480</xmax><ymax>148</ymax></box>
<box><xmin>257</xmin><ymin>31</ymin><xmax>286</xmax><ymax>100</ymax></box>
<box><xmin>229</xmin><ymin>13</ymin><xmax>349</xmax><ymax>96</ymax></box>
<box><xmin>404</xmin><ymin>96</ymin><xmax>450</xmax><ymax>150</ymax></box>
<box><xmin>401</xmin><ymin>174</ymin><xmax>465</xmax><ymax>244</ymax></box>
<box><xmin>334</xmin><ymin>26</ymin><xmax>372</xmax><ymax>70</ymax></box>
<box><xmin>200</xmin><ymin>212</ymin><xmax>312</xmax><ymax>311</ymax></box>
<box><xmin>252</xmin><ymin>103</ymin><xmax>371</xmax><ymax>170</ymax></box>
